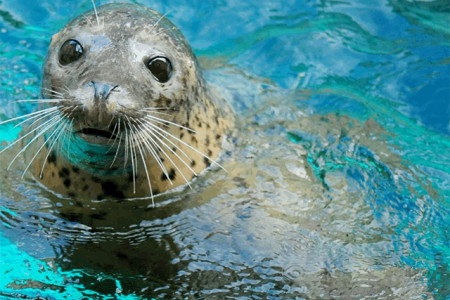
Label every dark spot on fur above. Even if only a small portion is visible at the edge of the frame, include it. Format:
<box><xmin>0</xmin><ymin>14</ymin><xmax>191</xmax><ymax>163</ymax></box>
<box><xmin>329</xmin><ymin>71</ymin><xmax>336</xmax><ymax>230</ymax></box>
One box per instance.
<box><xmin>75</xmin><ymin>201</ymin><xmax>83</xmax><ymax>207</ymax></box>
<box><xmin>169</xmin><ymin>168</ymin><xmax>176</xmax><ymax>180</ymax></box>
<box><xmin>205</xmin><ymin>136</ymin><xmax>210</xmax><ymax>146</ymax></box>
<box><xmin>83</xmin><ymin>185</ymin><xmax>89</xmax><ymax>192</ymax></box>
<box><xmin>172</xmin><ymin>147</ymin><xmax>176</xmax><ymax>152</ymax></box>
<box><xmin>161</xmin><ymin>168</ymin><xmax>176</xmax><ymax>181</ymax></box>
<box><xmin>48</xmin><ymin>152</ymin><xmax>57</xmax><ymax>164</ymax></box>
<box><xmin>191</xmin><ymin>136</ymin><xmax>198</xmax><ymax>144</ymax></box>
<box><xmin>68</xmin><ymin>192</ymin><xmax>76</xmax><ymax>197</ymax></box>
<box><xmin>180</xmin><ymin>132</ymin><xmax>184</xmax><ymax>139</ymax></box>
<box><xmin>204</xmin><ymin>157</ymin><xmax>211</xmax><ymax>167</ymax></box>
<box><xmin>63</xmin><ymin>178</ymin><xmax>71</xmax><ymax>188</ymax></box>
<box><xmin>92</xmin><ymin>177</ymin><xmax>101</xmax><ymax>183</ymax></box>
<box><xmin>191</xmin><ymin>160</ymin><xmax>196</xmax><ymax>167</ymax></box>
<box><xmin>207</xmin><ymin>149</ymin><xmax>213</xmax><ymax>156</ymax></box>
<box><xmin>72</xmin><ymin>167</ymin><xmax>79</xmax><ymax>173</ymax></box>
<box><xmin>216</xmin><ymin>134</ymin><xmax>221</xmax><ymax>140</ymax></box>
<box><xmin>51</xmin><ymin>172</ymin><xmax>55</xmax><ymax>178</ymax></box>
<box><xmin>198</xmin><ymin>122</ymin><xmax>202</xmax><ymax>128</ymax></box>
<box><xmin>153</xmin><ymin>189</ymin><xmax>160</xmax><ymax>195</ymax></box>
<box><xmin>59</xmin><ymin>167</ymin><xmax>70</xmax><ymax>178</ymax></box>
<box><xmin>102</xmin><ymin>181</ymin><xmax>125</xmax><ymax>199</ymax></box>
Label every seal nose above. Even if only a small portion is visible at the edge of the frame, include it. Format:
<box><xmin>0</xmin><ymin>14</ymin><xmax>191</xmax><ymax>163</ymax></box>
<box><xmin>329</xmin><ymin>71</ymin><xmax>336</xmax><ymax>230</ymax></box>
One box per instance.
<box><xmin>90</xmin><ymin>81</ymin><xmax>118</xmax><ymax>102</ymax></box>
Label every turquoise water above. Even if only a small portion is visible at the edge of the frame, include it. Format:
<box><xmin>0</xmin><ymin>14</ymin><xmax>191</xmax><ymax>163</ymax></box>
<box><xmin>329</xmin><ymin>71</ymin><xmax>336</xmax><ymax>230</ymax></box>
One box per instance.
<box><xmin>0</xmin><ymin>0</ymin><xmax>449</xmax><ymax>299</ymax></box>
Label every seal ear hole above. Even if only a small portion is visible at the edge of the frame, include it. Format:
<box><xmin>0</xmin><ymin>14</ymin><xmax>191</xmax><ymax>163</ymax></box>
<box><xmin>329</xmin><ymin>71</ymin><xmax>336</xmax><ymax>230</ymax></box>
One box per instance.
<box><xmin>146</xmin><ymin>56</ymin><xmax>173</xmax><ymax>83</ymax></box>
<box><xmin>59</xmin><ymin>39</ymin><xmax>84</xmax><ymax>65</ymax></box>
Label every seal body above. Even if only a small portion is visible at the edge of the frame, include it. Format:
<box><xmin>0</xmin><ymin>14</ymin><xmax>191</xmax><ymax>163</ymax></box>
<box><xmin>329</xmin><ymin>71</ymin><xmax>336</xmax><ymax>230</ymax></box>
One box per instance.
<box><xmin>30</xmin><ymin>3</ymin><xmax>232</xmax><ymax>200</ymax></box>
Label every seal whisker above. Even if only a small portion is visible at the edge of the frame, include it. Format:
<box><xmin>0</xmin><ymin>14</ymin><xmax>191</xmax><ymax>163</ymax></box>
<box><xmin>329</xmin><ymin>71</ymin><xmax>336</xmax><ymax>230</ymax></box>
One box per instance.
<box><xmin>22</xmin><ymin>117</ymin><xmax>69</xmax><ymax>178</ymax></box>
<box><xmin>61</xmin><ymin>85</ymin><xmax>72</xmax><ymax>96</ymax></box>
<box><xmin>124</xmin><ymin>121</ymin><xmax>137</xmax><ymax>193</ymax></box>
<box><xmin>0</xmin><ymin>106</ymin><xmax>59</xmax><ymax>126</ymax></box>
<box><xmin>14</xmin><ymin>107</ymin><xmax>65</xmax><ymax>129</ymax></box>
<box><xmin>133</xmin><ymin>129</ymin><xmax>154</xmax><ymax>206</ymax></box>
<box><xmin>130</xmin><ymin>131</ymin><xmax>139</xmax><ymax>193</ymax></box>
<box><xmin>107</xmin><ymin>115</ymin><xmax>117</xmax><ymax>136</ymax></box>
<box><xmin>40</xmin><ymin>119</ymin><xmax>72</xmax><ymax>178</ymax></box>
<box><xmin>110</xmin><ymin>133</ymin><xmax>123</xmax><ymax>168</ymax></box>
<box><xmin>105</xmin><ymin>118</ymin><xmax>120</xmax><ymax>152</ymax></box>
<box><xmin>7</xmin><ymin>114</ymin><xmax>63</xmax><ymax>170</ymax></box>
<box><xmin>1</xmin><ymin>105</ymin><xmax>74</xmax><ymax>161</ymax></box>
<box><xmin>14</xmin><ymin>108</ymin><xmax>62</xmax><ymax>129</ymax></box>
<box><xmin>123</xmin><ymin>126</ymin><xmax>130</xmax><ymax>169</ymax></box>
<box><xmin>91</xmin><ymin>0</ymin><xmax>100</xmax><ymax>26</ymax></box>
<box><xmin>39</xmin><ymin>107</ymin><xmax>75</xmax><ymax>176</ymax></box>
<box><xmin>144</xmin><ymin>115</ymin><xmax>198</xmax><ymax>134</ymax></box>
<box><xmin>0</xmin><ymin>110</ymin><xmax>61</xmax><ymax>155</ymax></box>
<box><xmin>141</xmin><ymin>107</ymin><xmax>177</xmax><ymax>117</ymax></box>
<box><xmin>142</xmin><ymin>107</ymin><xmax>171</xmax><ymax>110</ymax></box>
<box><xmin>142</xmin><ymin>110</ymin><xmax>173</xmax><ymax>117</ymax></box>
<box><xmin>109</xmin><ymin>118</ymin><xmax>122</xmax><ymax>167</ymax></box>
<box><xmin>15</xmin><ymin>98</ymin><xmax>63</xmax><ymax>103</ymax></box>
<box><xmin>130</xmin><ymin>122</ymin><xmax>172</xmax><ymax>185</ymax></box>
<box><xmin>130</xmin><ymin>124</ymin><xmax>139</xmax><ymax>176</ymax></box>
<box><xmin>42</xmin><ymin>87</ymin><xmax>63</xmax><ymax>95</ymax></box>
<box><xmin>152</xmin><ymin>10</ymin><xmax>171</xmax><ymax>29</ymax></box>
<box><xmin>61</xmin><ymin>108</ymin><xmax>77</xmax><ymax>161</ymax></box>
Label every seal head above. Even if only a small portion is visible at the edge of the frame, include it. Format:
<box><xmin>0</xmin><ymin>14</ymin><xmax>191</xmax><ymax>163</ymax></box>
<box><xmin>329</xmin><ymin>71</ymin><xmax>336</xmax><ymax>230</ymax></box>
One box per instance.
<box><xmin>33</xmin><ymin>3</ymin><xmax>232</xmax><ymax>200</ymax></box>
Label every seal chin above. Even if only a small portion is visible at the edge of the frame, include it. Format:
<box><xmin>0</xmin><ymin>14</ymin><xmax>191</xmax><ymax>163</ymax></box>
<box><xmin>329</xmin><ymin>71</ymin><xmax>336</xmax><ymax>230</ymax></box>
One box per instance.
<box><xmin>76</xmin><ymin>128</ymin><xmax>116</xmax><ymax>144</ymax></box>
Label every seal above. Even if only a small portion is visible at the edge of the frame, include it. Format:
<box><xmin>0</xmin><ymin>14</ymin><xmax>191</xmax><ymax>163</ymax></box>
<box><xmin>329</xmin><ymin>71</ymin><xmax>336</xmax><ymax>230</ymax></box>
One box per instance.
<box><xmin>2</xmin><ymin>3</ymin><xmax>232</xmax><ymax>202</ymax></box>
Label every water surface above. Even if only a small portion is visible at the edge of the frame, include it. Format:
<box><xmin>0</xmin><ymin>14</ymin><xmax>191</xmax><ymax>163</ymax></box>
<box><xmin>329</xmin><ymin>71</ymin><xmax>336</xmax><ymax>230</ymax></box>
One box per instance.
<box><xmin>0</xmin><ymin>0</ymin><xmax>449</xmax><ymax>299</ymax></box>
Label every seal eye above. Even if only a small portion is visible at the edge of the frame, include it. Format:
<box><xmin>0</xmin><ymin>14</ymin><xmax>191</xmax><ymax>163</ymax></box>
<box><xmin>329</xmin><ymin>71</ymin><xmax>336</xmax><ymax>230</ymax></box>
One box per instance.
<box><xmin>59</xmin><ymin>39</ymin><xmax>84</xmax><ymax>65</ymax></box>
<box><xmin>146</xmin><ymin>57</ymin><xmax>173</xmax><ymax>83</ymax></box>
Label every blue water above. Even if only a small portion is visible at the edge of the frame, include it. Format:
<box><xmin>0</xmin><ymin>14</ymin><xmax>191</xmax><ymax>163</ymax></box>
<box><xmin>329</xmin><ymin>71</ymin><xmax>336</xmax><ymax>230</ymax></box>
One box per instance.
<box><xmin>0</xmin><ymin>0</ymin><xmax>449</xmax><ymax>299</ymax></box>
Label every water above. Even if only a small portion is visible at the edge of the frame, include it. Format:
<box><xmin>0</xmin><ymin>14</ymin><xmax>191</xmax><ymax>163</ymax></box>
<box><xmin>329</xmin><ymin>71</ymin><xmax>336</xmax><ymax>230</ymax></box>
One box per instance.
<box><xmin>0</xmin><ymin>0</ymin><xmax>449</xmax><ymax>299</ymax></box>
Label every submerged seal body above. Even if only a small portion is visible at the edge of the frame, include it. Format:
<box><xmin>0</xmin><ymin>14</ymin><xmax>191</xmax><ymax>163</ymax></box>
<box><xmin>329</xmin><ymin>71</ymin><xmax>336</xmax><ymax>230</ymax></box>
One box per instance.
<box><xmin>18</xmin><ymin>3</ymin><xmax>232</xmax><ymax>200</ymax></box>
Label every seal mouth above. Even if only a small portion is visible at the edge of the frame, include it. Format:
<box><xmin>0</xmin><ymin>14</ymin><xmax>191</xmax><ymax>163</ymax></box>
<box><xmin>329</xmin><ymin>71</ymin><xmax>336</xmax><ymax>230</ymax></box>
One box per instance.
<box><xmin>77</xmin><ymin>128</ymin><xmax>117</xmax><ymax>143</ymax></box>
